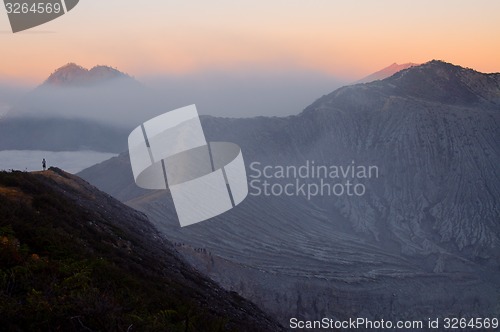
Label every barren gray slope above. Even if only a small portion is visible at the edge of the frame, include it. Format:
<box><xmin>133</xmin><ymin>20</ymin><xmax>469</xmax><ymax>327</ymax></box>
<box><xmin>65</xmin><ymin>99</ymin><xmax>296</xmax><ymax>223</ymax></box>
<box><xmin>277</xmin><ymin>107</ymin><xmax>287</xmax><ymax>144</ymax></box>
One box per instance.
<box><xmin>79</xmin><ymin>60</ymin><xmax>500</xmax><ymax>324</ymax></box>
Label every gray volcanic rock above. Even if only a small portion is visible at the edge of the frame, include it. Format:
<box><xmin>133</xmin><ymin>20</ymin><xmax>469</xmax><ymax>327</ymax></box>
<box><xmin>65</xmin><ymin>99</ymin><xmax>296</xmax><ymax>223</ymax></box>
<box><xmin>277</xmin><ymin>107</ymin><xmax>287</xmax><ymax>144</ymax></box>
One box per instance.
<box><xmin>79</xmin><ymin>60</ymin><xmax>500</xmax><ymax>325</ymax></box>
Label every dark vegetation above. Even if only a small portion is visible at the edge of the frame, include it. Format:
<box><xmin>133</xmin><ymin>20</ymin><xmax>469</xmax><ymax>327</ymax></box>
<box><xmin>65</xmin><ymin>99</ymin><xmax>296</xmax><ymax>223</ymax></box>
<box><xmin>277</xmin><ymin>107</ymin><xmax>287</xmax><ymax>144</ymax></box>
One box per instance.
<box><xmin>0</xmin><ymin>169</ymin><xmax>281</xmax><ymax>331</ymax></box>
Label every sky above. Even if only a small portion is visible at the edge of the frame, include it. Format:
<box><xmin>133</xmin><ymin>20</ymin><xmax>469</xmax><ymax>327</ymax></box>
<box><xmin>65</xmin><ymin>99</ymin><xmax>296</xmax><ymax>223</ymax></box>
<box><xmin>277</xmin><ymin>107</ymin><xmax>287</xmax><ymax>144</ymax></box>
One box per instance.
<box><xmin>1</xmin><ymin>0</ymin><xmax>499</xmax><ymax>84</ymax></box>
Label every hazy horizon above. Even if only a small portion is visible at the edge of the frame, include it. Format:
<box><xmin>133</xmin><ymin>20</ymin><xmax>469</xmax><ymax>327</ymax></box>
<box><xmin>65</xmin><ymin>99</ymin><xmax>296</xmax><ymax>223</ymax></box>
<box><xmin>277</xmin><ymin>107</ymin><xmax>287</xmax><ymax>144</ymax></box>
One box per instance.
<box><xmin>0</xmin><ymin>150</ymin><xmax>117</xmax><ymax>173</ymax></box>
<box><xmin>1</xmin><ymin>1</ymin><xmax>499</xmax><ymax>84</ymax></box>
<box><xmin>2</xmin><ymin>59</ymin><xmax>499</xmax><ymax>121</ymax></box>
<box><xmin>1</xmin><ymin>66</ymin><xmax>348</xmax><ymax>120</ymax></box>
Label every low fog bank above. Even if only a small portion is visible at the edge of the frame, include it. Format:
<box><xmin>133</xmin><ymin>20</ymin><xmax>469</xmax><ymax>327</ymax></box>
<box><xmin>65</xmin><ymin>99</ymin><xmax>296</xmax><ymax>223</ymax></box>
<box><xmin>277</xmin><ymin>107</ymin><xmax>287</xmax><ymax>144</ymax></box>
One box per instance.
<box><xmin>144</xmin><ymin>70</ymin><xmax>345</xmax><ymax>118</ymax></box>
<box><xmin>12</xmin><ymin>78</ymin><xmax>157</xmax><ymax>128</ymax></box>
<box><xmin>0</xmin><ymin>69</ymin><xmax>344</xmax><ymax>153</ymax></box>
<box><xmin>0</xmin><ymin>150</ymin><xmax>117</xmax><ymax>174</ymax></box>
<box><xmin>0</xmin><ymin>117</ymin><xmax>129</xmax><ymax>153</ymax></box>
<box><xmin>5</xmin><ymin>69</ymin><xmax>344</xmax><ymax>127</ymax></box>
<box><xmin>0</xmin><ymin>82</ymin><xmax>30</xmax><ymax>118</ymax></box>
<box><xmin>0</xmin><ymin>81</ymin><xmax>30</xmax><ymax>101</ymax></box>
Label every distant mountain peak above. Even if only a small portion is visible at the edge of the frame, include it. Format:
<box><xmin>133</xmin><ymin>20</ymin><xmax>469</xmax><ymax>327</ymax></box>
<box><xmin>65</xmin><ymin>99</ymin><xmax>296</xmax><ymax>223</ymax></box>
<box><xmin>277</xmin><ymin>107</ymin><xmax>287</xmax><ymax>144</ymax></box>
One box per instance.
<box><xmin>409</xmin><ymin>59</ymin><xmax>463</xmax><ymax>72</ymax></box>
<box><xmin>43</xmin><ymin>63</ymin><xmax>131</xmax><ymax>87</ymax></box>
<box><xmin>384</xmin><ymin>59</ymin><xmax>500</xmax><ymax>105</ymax></box>
<box><xmin>357</xmin><ymin>62</ymin><xmax>419</xmax><ymax>83</ymax></box>
<box><xmin>58</xmin><ymin>62</ymin><xmax>85</xmax><ymax>71</ymax></box>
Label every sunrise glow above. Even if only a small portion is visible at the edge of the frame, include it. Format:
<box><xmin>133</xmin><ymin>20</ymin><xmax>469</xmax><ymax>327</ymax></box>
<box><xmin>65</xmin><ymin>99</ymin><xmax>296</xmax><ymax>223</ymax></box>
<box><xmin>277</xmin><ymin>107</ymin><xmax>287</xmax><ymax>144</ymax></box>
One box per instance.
<box><xmin>1</xmin><ymin>0</ymin><xmax>499</xmax><ymax>84</ymax></box>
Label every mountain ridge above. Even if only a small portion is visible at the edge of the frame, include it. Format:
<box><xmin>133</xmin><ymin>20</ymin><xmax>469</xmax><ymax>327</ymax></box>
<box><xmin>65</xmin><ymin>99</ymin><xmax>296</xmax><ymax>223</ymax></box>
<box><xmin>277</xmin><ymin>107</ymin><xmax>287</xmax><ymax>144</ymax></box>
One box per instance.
<box><xmin>306</xmin><ymin>60</ymin><xmax>500</xmax><ymax>114</ymax></box>
<box><xmin>79</xmin><ymin>60</ymin><xmax>500</xmax><ymax>325</ymax></box>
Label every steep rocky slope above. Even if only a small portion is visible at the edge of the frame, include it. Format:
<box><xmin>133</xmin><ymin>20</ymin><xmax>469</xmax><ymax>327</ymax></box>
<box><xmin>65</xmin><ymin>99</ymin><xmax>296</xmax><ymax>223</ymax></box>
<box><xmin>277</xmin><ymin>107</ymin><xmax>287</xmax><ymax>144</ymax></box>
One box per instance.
<box><xmin>79</xmin><ymin>61</ymin><xmax>500</xmax><ymax>324</ymax></box>
<box><xmin>0</xmin><ymin>168</ymin><xmax>283</xmax><ymax>331</ymax></box>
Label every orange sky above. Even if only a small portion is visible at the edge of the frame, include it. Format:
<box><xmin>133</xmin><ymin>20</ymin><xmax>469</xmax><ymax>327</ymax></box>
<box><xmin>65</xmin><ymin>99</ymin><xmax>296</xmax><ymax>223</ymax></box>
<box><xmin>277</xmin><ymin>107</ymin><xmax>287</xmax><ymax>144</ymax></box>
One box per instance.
<box><xmin>1</xmin><ymin>0</ymin><xmax>499</xmax><ymax>84</ymax></box>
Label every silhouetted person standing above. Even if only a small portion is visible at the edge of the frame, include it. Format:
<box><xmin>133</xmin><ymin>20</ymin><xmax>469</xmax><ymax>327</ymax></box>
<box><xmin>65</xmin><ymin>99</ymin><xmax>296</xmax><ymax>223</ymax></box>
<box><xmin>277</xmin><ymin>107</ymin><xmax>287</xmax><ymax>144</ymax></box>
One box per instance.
<box><xmin>42</xmin><ymin>158</ymin><xmax>46</xmax><ymax>171</ymax></box>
